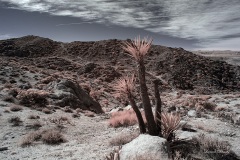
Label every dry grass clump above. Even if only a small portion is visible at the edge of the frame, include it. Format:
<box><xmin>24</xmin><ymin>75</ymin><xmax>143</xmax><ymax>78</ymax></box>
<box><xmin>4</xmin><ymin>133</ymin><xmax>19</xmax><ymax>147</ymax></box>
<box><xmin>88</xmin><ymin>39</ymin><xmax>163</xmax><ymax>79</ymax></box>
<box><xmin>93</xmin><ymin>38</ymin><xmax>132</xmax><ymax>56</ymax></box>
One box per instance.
<box><xmin>39</xmin><ymin>75</ymin><xmax>58</xmax><ymax>84</ymax></box>
<box><xmin>202</xmin><ymin>102</ymin><xmax>216</xmax><ymax>111</ymax></box>
<box><xmin>109</xmin><ymin>132</ymin><xmax>139</xmax><ymax>146</ymax></box>
<box><xmin>8</xmin><ymin>88</ymin><xmax>19</xmax><ymax>97</ymax></box>
<box><xmin>26</xmin><ymin>121</ymin><xmax>43</xmax><ymax>130</ymax></box>
<box><xmin>20</xmin><ymin>131</ymin><xmax>42</xmax><ymax>147</ymax></box>
<box><xmin>84</xmin><ymin>111</ymin><xmax>95</xmax><ymax>117</ymax></box>
<box><xmin>49</xmin><ymin>116</ymin><xmax>73</xmax><ymax>129</ymax></box>
<box><xmin>3</xmin><ymin>96</ymin><xmax>15</xmax><ymax>103</ymax></box>
<box><xmin>75</xmin><ymin>108</ymin><xmax>83</xmax><ymax>114</ymax></box>
<box><xmin>193</xmin><ymin>134</ymin><xmax>231</xmax><ymax>159</ymax></box>
<box><xmin>4</xmin><ymin>83</ymin><xmax>13</xmax><ymax>89</ymax></box>
<box><xmin>109</xmin><ymin>109</ymin><xmax>145</xmax><ymax>128</ymax></box>
<box><xmin>8</xmin><ymin>116</ymin><xmax>23</xmax><ymax>126</ymax></box>
<box><xmin>41</xmin><ymin>129</ymin><xmax>66</xmax><ymax>145</ymax></box>
<box><xmin>42</xmin><ymin>108</ymin><xmax>51</xmax><ymax>114</ymax></box>
<box><xmin>28</xmin><ymin>114</ymin><xmax>40</xmax><ymax>119</ymax></box>
<box><xmin>20</xmin><ymin>129</ymin><xmax>66</xmax><ymax>147</ymax></box>
<box><xmin>4</xmin><ymin>109</ymin><xmax>10</xmax><ymax>113</ymax></box>
<box><xmin>9</xmin><ymin>105</ymin><xmax>23</xmax><ymax>112</ymax></box>
<box><xmin>160</xmin><ymin>112</ymin><xmax>181</xmax><ymax>141</ymax></box>
<box><xmin>62</xmin><ymin>106</ymin><xmax>73</xmax><ymax>113</ymax></box>
<box><xmin>17</xmin><ymin>89</ymin><xmax>49</xmax><ymax>107</ymax></box>
<box><xmin>72</xmin><ymin>113</ymin><xmax>80</xmax><ymax>118</ymax></box>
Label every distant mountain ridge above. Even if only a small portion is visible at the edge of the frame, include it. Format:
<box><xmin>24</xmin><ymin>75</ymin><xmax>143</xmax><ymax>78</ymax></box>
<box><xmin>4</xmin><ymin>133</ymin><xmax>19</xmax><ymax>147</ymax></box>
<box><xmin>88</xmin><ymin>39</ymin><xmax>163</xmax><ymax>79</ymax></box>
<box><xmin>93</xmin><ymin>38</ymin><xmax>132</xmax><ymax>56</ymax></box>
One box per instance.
<box><xmin>0</xmin><ymin>35</ymin><xmax>240</xmax><ymax>92</ymax></box>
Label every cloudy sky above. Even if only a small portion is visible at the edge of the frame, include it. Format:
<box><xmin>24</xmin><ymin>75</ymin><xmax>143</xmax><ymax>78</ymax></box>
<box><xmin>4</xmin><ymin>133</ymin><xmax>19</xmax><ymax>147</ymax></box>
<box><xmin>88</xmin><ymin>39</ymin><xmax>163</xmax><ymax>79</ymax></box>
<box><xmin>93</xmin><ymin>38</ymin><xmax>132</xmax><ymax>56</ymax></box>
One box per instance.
<box><xmin>0</xmin><ymin>0</ymin><xmax>240</xmax><ymax>50</ymax></box>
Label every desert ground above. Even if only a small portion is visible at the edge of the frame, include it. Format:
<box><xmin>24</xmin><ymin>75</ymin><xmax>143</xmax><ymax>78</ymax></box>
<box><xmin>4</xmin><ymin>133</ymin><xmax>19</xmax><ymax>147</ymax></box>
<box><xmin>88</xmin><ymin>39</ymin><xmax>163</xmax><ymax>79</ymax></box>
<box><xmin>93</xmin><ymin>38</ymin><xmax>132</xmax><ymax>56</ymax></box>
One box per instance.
<box><xmin>0</xmin><ymin>36</ymin><xmax>240</xmax><ymax>160</ymax></box>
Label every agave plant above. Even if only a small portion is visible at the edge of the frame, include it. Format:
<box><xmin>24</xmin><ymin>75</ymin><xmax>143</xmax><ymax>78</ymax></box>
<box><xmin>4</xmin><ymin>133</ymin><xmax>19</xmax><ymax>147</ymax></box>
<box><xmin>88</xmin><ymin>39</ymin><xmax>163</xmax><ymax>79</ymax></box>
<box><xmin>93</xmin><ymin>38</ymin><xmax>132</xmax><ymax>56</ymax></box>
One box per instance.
<box><xmin>158</xmin><ymin>112</ymin><xmax>181</xmax><ymax>140</ymax></box>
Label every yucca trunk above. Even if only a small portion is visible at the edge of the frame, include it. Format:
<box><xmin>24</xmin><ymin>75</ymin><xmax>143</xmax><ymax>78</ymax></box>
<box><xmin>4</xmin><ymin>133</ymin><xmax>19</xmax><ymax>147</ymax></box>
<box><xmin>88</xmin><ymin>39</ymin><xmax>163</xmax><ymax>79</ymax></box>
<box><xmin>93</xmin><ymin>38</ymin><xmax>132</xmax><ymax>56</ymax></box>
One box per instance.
<box><xmin>138</xmin><ymin>59</ymin><xmax>158</xmax><ymax>135</ymax></box>
<box><xmin>128</xmin><ymin>94</ymin><xmax>146</xmax><ymax>134</ymax></box>
<box><xmin>153</xmin><ymin>80</ymin><xmax>162</xmax><ymax>137</ymax></box>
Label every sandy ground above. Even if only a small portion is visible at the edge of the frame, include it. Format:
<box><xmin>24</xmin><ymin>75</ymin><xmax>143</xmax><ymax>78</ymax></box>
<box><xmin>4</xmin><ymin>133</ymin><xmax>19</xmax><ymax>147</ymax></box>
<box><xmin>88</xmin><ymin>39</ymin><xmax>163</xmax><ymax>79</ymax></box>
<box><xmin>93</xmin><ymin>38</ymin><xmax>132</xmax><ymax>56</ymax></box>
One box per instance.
<box><xmin>0</xmin><ymin>101</ymin><xmax>138</xmax><ymax>160</ymax></box>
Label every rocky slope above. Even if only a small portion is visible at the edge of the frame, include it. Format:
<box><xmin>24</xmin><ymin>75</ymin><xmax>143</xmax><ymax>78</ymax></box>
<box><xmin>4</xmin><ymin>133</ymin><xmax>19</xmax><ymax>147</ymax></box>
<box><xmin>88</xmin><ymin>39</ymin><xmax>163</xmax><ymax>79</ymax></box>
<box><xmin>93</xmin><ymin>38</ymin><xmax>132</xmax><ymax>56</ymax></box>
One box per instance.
<box><xmin>1</xmin><ymin>36</ymin><xmax>240</xmax><ymax>94</ymax></box>
<box><xmin>0</xmin><ymin>36</ymin><xmax>240</xmax><ymax>160</ymax></box>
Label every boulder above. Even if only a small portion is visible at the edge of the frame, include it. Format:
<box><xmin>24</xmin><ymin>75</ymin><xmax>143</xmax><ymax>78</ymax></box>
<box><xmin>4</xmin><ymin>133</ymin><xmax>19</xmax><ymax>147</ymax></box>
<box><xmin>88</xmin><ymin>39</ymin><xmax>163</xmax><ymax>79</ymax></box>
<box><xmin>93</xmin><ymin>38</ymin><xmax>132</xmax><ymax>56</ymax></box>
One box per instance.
<box><xmin>120</xmin><ymin>134</ymin><xmax>169</xmax><ymax>160</ymax></box>
<box><xmin>47</xmin><ymin>79</ymin><xmax>103</xmax><ymax>113</ymax></box>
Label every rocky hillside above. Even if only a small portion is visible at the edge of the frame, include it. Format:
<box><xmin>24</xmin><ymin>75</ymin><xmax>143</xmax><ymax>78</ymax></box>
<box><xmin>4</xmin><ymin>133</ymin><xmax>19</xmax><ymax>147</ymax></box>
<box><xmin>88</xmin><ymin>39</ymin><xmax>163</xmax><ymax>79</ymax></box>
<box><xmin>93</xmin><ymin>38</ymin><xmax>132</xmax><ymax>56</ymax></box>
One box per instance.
<box><xmin>1</xmin><ymin>35</ymin><xmax>239</xmax><ymax>94</ymax></box>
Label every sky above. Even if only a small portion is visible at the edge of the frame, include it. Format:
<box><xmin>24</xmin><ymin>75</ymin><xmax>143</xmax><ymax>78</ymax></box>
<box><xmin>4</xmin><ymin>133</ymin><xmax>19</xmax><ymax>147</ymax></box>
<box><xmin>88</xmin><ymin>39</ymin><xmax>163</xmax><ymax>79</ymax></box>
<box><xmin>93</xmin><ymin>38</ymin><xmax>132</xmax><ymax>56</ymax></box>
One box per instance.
<box><xmin>0</xmin><ymin>0</ymin><xmax>240</xmax><ymax>50</ymax></box>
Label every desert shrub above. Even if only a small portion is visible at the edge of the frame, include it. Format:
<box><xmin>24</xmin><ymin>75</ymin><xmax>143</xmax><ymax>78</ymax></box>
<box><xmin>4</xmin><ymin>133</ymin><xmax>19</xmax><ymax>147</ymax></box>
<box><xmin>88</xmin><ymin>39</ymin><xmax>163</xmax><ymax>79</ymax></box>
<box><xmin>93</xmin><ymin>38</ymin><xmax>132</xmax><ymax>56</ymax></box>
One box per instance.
<box><xmin>75</xmin><ymin>108</ymin><xmax>83</xmax><ymax>114</ymax></box>
<box><xmin>202</xmin><ymin>102</ymin><xmax>216</xmax><ymax>111</ymax></box>
<box><xmin>26</xmin><ymin>121</ymin><xmax>42</xmax><ymax>130</ymax></box>
<box><xmin>109</xmin><ymin>132</ymin><xmax>139</xmax><ymax>146</ymax></box>
<box><xmin>9</xmin><ymin>105</ymin><xmax>23</xmax><ymax>112</ymax></box>
<box><xmin>193</xmin><ymin>134</ymin><xmax>231</xmax><ymax>159</ymax></box>
<box><xmin>8</xmin><ymin>116</ymin><xmax>23</xmax><ymax>126</ymax></box>
<box><xmin>8</xmin><ymin>88</ymin><xmax>19</xmax><ymax>97</ymax></box>
<box><xmin>72</xmin><ymin>113</ymin><xmax>80</xmax><ymax>118</ymax></box>
<box><xmin>17</xmin><ymin>89</ymin><xmax>49</xmax><ymax>107</ymax></box>
<box><xmin>3</xmin><ymin>96</ymin><xmax>15</xmax><ymax>103</ymax></box>
<box><xmin>28</xmin><ymin>114</ymin><xmax>40</xmax><ymax>119</ymax></box>
<box><xmin>41</xmin><ymin>129</ymin><xmax>66</xmax><ymax>144</ymax></box>
<box><xmin>62</xmin><ymin>106</ymin><xmax>73</xmax><ymax>113</ymax></box>
<box><xmin>20</xmin><ymin>131</ymin><xmax>42</xmax><ymax>147</ymax></box>
<box><xmin>84</xmin><ymin>111</ymin><xmax>95</xmax><ymax>117</ymax></box>
<box><xmin>49</xmin><ymin>116</ymin><xmax>73</xmax><ymax>129</ymax></box>
<box><xmin>109</xmin><ymin>109</ymin><xmax>145</xmax><ymax>128</ymax></box>
<box><xmin>4</xmin><ymin>109</ymin><xmax>10</xmax><ymax>113</ymax></box>
<box><xmin>4</xmin><ymin>83</ymin><xmax>13</xmax><ymax>89</ymax></box>
<box><xmin>42</xmin><ymin>108</ymin><xmax>51</xmax><ymax>114</ymax></box>
<box><xmin>39</xmin><ymin>75</ymin><xmax>57</xmax><ymax>84</ymax></box>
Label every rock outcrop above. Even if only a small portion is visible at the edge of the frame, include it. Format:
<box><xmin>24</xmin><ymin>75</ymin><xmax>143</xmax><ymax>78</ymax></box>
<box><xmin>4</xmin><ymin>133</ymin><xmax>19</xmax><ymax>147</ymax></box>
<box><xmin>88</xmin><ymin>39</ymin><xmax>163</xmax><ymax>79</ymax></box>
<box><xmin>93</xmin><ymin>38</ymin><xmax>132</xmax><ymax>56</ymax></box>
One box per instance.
<box><xmin>47</xmin><ymin>79</ymin><xmax>103</xmax><ymax>113</ymax></box>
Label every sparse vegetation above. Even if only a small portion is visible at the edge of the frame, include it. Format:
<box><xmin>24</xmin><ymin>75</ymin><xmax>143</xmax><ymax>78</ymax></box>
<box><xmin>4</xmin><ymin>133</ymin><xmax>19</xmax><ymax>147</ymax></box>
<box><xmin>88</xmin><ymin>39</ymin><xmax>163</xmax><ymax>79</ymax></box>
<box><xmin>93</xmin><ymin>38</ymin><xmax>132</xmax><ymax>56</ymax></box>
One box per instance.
<box><xmin>109</xmin><ymin>132</ymin><xmax>139</xmax><ymax>146</ymax></box>
<box><xmin>28</xmin><ymin>114</ymin><xmax>40</xmax><ymax>119</ymax></box>
<box><xmin>193</xmin><ymin>134</ymin><xmax>232</xmax><ymax>159</ymax></box>
<box><xmin>84</xmin><ymin>111</ymin><xmax>95</xmax><ymax>117</ymax></box>
<box><xmin>62</xmin><ymin>106</ymin><xmax>73</xmax><ymax>113</ymax></box>
<box><xmin>42</xmin><ymin>108</ymin><xmax>51</xmax><ymax>114</ymax></box>
<box><xmin>3</xmin><ymin>96</ymin><xmax>15</xmax><ymax>103</ymax></box>
<box><xmin>202</xmin><ymin>102</ymin><xmax>216</xmax><ymax>111</ymax></box>
<box><xmin>109</xmin><ymin>109</ymin><xmax>145</xmax><ymax>128</ymax></box>
<box><xmin>41</xmin><ymin>129</ymin><xmax>66</xmax><ymax>145</ymax></box>
<box><xmin>9</xmin><ymin>104</ymin><xmax>23</xmax><ymax>112</ymax></box>
<box><xmin>49</xmin><ymin>116</ymin><xmax>73</xmax><ymax>129</ymax></box>
<box><xmin>26</xmin><ymin>121</ymin><xmax>42</xmax><ymax>130</ymax></box>
<box><xmin>160</xmin><ymin>112</ymin><xmax>181</xmax><ymax>141</ymax></box>
<box><xmin>17</xmin><ymin>89</ymin><xmax>49</xmax><ymax>107</ymax></box>
<box><xmin>106</xmin><ymin>146</ymin><xmax>121</xmax><ymax>160</ymax></box>
<box><xmin>20</xmin><ymin>131</ymin><xmax>42</xmax><ymax>147</ymax></box>
<box><xmin>8</xmin><ymin>116</ymin><xmax>23</xmax><ymax>126</ymax></box>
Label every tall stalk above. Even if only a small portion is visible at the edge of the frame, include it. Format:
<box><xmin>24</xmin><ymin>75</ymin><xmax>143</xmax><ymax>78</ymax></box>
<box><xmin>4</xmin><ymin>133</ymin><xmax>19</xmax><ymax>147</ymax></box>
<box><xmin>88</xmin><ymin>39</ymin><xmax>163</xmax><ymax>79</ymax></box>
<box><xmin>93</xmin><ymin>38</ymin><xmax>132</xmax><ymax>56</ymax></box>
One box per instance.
<box><xmin>122</xmin><ymin>36</ymin><xmax>158</xmax><ymax>136</ymax></box>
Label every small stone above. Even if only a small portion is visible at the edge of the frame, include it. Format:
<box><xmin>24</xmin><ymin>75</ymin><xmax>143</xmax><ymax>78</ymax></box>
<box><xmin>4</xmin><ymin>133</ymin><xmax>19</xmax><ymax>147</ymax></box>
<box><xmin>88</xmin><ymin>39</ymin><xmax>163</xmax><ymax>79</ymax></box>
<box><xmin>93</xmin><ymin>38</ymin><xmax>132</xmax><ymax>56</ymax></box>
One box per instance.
<box><xmin>188</xmin><ymin>110</ymin><xmax>197</xmax><ymax>117</ymax></box>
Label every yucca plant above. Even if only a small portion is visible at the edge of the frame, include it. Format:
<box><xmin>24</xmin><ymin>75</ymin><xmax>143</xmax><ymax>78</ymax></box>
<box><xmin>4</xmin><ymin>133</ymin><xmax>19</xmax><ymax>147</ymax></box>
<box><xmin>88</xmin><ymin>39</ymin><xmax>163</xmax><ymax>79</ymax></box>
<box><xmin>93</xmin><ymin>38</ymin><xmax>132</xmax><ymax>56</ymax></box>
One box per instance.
<box><xmin>159</xmin><ymin>112</ymin><xmax>181</xmax><ymax>141</ymax></box>
<box><xmin>106</xmin><ymin>146</ymin><xmax>122</xmax><ymax>160</ymax></box>
<box><xmin>122</xmin><ymin>36</ymin><xmax>158</xmax><ymax>135</ymax></box>
<box><xmin>114</xmin><ymin>75</ymin><xmax>146</xmax><ymax>133</ymax></box>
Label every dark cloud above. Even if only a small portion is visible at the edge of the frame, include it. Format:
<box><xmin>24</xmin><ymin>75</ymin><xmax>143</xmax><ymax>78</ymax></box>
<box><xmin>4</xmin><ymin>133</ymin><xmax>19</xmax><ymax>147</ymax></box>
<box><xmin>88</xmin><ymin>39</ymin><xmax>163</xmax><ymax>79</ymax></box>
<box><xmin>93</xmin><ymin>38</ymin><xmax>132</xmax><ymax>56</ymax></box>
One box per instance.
<box><xmin>0</xmin><ymin>0</ymin><xmax>240</xmax><ymax>50</ymax></box>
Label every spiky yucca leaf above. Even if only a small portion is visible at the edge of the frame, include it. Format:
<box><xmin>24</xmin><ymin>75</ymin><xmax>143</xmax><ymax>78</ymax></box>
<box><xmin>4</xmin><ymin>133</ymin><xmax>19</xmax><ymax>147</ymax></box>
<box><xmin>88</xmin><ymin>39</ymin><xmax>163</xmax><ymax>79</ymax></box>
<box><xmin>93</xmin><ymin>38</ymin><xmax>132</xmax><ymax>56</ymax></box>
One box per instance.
<box><xmin>114</xmin><ymin>75</ymin><xmax>135</xmax><ymax>96</ymax></box>
<box><xmin>122</xmin><ymin>36</ymin><xmax>153</xmax><ymax>61</ymax></box>
<box><xmin>158</xmin><ymin>112</ymin><xmax>181</xmax><ymax>139</ymax></box>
